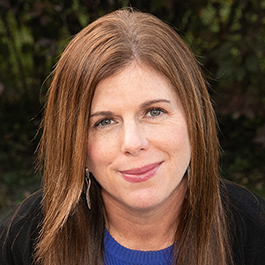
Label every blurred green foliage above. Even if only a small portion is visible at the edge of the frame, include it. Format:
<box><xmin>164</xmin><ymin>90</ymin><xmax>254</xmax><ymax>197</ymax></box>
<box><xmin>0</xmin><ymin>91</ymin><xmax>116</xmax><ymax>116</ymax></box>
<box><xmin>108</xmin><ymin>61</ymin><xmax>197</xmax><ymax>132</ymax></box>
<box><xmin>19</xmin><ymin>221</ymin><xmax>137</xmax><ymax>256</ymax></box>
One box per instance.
<box><xmin>1</xmin><ymin>0</ymin><xmax>265</xmax><ymax>219</ymax></box>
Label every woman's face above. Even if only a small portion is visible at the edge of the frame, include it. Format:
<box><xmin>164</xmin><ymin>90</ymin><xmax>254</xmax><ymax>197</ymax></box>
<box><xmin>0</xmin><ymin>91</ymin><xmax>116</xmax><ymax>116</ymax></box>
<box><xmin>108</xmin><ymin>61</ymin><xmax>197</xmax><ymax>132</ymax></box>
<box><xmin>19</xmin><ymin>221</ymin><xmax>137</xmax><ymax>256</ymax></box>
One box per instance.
<box><xmin>87</xmin><ymin>62</ymin><xmax>191</xmax><ymax>212</ymax></box>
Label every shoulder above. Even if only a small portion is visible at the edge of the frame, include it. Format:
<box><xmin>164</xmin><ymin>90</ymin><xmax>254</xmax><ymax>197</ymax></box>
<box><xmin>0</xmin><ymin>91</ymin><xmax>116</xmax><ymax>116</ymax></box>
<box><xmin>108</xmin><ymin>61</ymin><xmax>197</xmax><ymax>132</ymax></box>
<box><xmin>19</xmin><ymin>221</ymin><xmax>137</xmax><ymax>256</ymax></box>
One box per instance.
<box><xmin>222</xmin><ymin>181</ymin><xmax>265</xmax><ymax>225</ymax></box>
<box><xmin>0</xmin><ymin>190</ymin><xmax>43</xmax><ymax>265</ymax></box>
<box><xmin>220</xmin><ymin>181</ymin><xmax>265</xmax><ymax>265</ymax></box>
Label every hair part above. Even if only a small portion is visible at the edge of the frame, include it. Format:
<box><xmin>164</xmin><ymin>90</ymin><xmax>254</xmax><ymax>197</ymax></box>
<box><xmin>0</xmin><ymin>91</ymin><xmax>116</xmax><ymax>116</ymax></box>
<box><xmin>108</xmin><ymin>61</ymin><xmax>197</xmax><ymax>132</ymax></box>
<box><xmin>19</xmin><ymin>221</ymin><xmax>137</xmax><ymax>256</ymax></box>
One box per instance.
<box><xmin>37</xmin><ymin>8</ymin><xmax>233</xmax><ymax>265</ymax></box>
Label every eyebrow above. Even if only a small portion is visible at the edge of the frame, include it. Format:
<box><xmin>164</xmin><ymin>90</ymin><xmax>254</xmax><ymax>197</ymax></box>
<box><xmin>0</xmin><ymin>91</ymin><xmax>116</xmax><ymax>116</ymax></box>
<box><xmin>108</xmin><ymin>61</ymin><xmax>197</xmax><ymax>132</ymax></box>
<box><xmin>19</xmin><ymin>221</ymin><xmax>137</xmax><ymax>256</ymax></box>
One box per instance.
<box><xmin>90</xmin><ymin>111</ymin><xmax>114</xmax><ymax>118</ymax></box>
<box><xmin>140</xmin><ymin>99</ymin><xmax>171</xmax><ymax>108</ymax></box>
<box><xmin>90</xmin><ymin>99</ymin><xmax>171</xmax><ymax>117</ymax></box>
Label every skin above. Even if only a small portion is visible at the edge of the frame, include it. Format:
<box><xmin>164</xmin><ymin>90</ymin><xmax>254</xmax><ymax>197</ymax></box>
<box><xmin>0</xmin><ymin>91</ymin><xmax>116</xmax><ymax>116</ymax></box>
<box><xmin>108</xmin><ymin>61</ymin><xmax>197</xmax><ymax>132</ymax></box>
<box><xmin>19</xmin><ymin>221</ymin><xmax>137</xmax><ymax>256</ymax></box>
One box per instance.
<box><xmin>87</xmin><ymin>61</ymin><xmax>191</xmax><ymax>250</ymax></box>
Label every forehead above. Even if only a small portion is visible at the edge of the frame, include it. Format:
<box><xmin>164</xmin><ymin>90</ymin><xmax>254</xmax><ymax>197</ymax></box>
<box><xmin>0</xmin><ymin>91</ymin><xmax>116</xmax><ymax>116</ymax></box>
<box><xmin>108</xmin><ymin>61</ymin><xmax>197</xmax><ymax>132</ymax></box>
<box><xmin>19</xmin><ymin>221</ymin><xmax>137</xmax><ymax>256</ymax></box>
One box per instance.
<box><xmin>90</xmin><ymin>62</ymin><xmax>178</xmax><ymax>110</ymax></box>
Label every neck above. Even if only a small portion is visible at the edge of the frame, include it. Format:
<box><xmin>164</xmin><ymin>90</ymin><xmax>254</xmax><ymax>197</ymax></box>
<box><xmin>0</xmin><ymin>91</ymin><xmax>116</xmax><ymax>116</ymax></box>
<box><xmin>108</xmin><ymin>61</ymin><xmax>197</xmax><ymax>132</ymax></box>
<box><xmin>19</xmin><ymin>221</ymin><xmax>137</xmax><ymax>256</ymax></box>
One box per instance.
<box><xmin>103</xmin><ymin>181</ymin><xmax>186</xmax><ymax>251</ymax></box>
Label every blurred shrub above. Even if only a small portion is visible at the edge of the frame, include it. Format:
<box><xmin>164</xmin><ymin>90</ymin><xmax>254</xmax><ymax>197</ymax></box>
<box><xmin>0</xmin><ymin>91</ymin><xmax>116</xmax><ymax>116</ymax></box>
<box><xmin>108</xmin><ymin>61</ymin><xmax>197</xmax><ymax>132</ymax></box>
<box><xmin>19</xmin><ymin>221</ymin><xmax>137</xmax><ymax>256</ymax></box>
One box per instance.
<box><xmin>0</xmin><ymin>0</ymin><xmax>265</xmax><ymax>218</ymax></box>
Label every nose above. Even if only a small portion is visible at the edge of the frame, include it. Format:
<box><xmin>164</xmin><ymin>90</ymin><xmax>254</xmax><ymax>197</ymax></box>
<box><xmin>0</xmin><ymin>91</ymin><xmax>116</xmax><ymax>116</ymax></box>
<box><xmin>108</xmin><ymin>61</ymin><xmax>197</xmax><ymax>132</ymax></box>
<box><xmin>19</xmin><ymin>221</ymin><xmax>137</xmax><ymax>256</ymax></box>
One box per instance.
<box><xmin>121</xmin><ymin>121</ymin><xmax>149</xmax><ymax>156</ymax></box>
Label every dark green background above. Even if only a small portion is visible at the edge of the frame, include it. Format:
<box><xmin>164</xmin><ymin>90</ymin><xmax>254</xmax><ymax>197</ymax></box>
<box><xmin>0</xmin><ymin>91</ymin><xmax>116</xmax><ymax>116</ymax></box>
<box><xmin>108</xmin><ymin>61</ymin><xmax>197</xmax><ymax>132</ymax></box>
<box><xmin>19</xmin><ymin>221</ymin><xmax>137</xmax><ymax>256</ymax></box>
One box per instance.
<box><xmin>1</xmin><ymin>0</ymin><xmax>265</xmax><ymax>219</ymax></box>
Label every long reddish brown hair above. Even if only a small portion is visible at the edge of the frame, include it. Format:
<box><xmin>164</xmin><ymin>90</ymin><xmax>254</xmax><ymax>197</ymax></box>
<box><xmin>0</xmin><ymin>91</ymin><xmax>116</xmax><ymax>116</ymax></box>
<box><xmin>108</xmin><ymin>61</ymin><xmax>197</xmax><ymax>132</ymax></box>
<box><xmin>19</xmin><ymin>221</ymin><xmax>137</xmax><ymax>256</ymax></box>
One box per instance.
<box><xmin>37</xmin><ymin>8</ymin><xmax>232</xmax><ymax>265</ymax></box>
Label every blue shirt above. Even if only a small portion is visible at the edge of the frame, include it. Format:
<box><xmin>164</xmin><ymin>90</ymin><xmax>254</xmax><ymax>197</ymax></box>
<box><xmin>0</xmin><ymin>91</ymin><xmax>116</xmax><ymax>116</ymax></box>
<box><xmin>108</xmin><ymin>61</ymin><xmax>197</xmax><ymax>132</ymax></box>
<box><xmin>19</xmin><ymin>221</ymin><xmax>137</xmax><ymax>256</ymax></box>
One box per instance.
<box><xmin>103</xmin><ymin>229</ymin><xmax>174</xmax><ymax>265</ymax></box>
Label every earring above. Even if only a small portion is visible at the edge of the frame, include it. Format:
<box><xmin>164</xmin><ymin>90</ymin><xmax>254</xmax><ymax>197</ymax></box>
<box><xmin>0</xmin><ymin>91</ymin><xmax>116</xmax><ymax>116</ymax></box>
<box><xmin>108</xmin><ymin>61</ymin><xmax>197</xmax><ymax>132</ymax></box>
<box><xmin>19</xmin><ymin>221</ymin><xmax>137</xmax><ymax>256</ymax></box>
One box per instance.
<box><xmin>186</xmin><ymin>165</ymin><xmax>191</xmax><ymax>187</ymax></box>
<box><xmin>85</xmin><ymin>168</ymin><xmax>91</xmax><ymax>210</ymax></box>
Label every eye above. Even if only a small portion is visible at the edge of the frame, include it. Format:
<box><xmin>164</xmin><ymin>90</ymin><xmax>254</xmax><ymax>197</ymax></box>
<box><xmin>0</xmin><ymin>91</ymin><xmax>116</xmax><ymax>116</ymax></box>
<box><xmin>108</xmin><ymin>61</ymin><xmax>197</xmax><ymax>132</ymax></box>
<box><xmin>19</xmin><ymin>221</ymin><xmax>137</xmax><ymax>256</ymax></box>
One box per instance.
<box><xmin>95</xmin><ymin>118</ymin><xmax>115</xmax><ymax>127</ymax></box>
<box><xmin>146</xmin><ymin>108</ymin><xmax>165</xmax><ymax>117</ymax></box>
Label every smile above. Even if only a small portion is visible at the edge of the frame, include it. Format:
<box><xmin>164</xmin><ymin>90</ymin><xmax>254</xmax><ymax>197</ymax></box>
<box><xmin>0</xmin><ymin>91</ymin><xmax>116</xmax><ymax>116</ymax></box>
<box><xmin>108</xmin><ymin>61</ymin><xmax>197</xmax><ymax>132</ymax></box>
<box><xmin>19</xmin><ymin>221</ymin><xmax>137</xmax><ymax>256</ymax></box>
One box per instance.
<box><xmin>120</xmin><ymin>162</ymin><xmax>162</xmax><ymax>183</ymax></box>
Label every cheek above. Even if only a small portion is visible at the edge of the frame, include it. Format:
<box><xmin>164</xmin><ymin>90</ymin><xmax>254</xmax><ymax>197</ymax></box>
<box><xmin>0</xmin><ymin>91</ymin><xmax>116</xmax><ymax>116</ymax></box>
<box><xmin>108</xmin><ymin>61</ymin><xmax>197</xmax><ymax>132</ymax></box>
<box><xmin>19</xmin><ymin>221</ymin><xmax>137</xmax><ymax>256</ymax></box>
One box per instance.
<box><xmin>155</xmin><ymin>122</ymin><xmax>190</xmax><ymax>149</ymax></box>
<box><xmin>86</xmin><ymin>140</ymin><xmax>119</xmax><ymax>189</ymax></box>
<box><xmin>87</xmin><ymin>144</ymin><xmax>104</xmax><ymax>171</ymax></box>
<box><xmin>162</xmin><ymin>124</ymin><xmax>191</xmax><ymax>164</ymax></box>
<box><xmin>86</xmin><ymin>136</ymin><xmax>117</xmax><ymax>172</ymax></box>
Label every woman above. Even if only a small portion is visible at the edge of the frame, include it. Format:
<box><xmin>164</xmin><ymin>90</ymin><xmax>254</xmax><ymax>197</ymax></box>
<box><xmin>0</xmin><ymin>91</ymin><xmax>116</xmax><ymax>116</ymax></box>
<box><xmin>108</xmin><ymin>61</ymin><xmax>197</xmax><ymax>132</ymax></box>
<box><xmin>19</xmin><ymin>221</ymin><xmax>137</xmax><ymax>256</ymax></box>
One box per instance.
<box><xmin>1</xmin><ymin>8</ymin><xmax>265</xmax><ymax>265</ymax></box>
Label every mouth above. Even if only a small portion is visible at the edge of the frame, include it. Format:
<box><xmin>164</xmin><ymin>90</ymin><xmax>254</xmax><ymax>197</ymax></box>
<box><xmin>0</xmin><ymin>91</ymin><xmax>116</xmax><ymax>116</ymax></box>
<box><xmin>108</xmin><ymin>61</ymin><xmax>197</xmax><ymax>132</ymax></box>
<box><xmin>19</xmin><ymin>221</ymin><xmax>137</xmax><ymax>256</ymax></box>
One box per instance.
<box><xmin>120</xmin><ymin>162</ymin><xmax>163</xmax><ymax>183</ymax></box>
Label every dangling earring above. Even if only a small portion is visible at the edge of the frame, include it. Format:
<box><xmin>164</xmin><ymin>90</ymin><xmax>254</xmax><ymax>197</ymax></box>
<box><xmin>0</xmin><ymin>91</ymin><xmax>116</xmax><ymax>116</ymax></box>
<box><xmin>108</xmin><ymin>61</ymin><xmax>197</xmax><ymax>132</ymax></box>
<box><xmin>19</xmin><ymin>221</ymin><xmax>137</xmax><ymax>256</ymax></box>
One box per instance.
<box><xmin>85</xmin><ymin>168</ymin><xmax>91</xmax><ymax>210</ymax></box>
<box><xmin>184</xmin><ymin>165</ymin><xmax>191</xmax><ymax>199</ymax></box>
<box><xmin>187</xmin><ymin>165</ymin><xmax>191</xmax><ymax>187</ymax></box>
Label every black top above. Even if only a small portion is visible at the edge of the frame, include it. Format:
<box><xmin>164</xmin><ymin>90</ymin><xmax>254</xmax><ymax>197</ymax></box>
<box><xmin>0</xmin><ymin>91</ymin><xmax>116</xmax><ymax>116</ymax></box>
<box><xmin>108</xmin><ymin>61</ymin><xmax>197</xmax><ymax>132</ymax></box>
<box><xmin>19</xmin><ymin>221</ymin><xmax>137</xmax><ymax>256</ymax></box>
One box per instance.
<box><xmin>0</xmin><ymin>191</ymin><xmax>43</xmax><ymax>264</ymax></box>
<box><xmin>0</xmin><ymin>181</ymin><xmax>265</xmax><ymax>265</ymax></box>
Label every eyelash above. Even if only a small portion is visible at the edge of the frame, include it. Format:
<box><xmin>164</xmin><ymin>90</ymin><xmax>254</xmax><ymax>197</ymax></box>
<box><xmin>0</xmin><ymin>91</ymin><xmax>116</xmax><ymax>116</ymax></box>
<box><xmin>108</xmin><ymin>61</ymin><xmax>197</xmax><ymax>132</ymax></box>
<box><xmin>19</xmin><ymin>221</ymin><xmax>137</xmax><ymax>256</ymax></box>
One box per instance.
<box><xmin>93</xmin><ymin>107</ymin><xmax>167</xmax><ymax>128</ymax></box>
<box><xmin>94</xmin><ymin>117</ymin><xmax>114</xmax><ymax>128</ymax></box>
<box><xmin>145</xmin><ymin>107</ymin><xmax>166</xmax><ymax>118</ymax></box>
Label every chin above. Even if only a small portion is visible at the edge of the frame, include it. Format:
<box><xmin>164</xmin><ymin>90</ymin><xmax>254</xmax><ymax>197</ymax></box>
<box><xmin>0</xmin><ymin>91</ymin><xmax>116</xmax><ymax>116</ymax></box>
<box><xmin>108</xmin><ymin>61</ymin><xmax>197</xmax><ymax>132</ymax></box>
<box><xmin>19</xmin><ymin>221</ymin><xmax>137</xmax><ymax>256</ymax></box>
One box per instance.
<box><xmin>125</xmin><ymin>192</ymin><xmax>166</xmax><ymax>211</ymax></box>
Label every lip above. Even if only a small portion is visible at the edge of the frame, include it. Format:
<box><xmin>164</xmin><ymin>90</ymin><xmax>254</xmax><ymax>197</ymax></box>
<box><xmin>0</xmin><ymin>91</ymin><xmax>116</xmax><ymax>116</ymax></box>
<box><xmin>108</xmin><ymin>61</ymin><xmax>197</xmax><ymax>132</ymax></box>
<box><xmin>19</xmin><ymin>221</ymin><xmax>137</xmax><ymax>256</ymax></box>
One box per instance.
<box><xmin>120</xmin><ymin>162</ymin><xmax>162</xmax><ymax>183</ymax></box>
